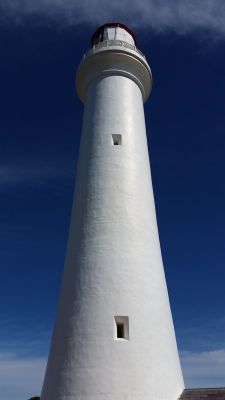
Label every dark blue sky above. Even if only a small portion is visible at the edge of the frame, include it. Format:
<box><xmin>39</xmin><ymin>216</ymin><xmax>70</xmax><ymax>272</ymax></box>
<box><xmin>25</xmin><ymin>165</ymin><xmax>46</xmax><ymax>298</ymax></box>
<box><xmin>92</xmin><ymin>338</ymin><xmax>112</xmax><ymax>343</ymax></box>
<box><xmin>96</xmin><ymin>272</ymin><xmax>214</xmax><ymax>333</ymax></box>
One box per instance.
<box><xmin>0</xmin><ymin>16</ymin><xmax>225</xmax><ymax>399</ymax></box>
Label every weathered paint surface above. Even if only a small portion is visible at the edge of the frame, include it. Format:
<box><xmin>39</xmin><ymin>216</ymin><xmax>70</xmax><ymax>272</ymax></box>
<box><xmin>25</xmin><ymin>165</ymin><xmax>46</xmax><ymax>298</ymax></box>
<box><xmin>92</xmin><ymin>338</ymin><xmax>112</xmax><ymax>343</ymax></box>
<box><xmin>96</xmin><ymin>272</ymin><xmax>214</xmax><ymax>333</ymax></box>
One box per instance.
<box><xmin>41</xmin><ymin>26</ymin><xmax>184</xmax><ymax>400</ymax></box>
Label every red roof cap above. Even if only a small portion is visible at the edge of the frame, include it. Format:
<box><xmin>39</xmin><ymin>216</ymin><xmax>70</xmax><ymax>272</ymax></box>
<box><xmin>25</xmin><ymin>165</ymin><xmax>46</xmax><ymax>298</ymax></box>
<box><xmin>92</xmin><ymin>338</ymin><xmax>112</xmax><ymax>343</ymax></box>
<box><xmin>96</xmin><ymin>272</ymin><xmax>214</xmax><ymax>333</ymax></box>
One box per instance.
<box><xmin>91</xmin><ymin>23</ymin><xmax>136</xmax><ymax>45</ymax></box>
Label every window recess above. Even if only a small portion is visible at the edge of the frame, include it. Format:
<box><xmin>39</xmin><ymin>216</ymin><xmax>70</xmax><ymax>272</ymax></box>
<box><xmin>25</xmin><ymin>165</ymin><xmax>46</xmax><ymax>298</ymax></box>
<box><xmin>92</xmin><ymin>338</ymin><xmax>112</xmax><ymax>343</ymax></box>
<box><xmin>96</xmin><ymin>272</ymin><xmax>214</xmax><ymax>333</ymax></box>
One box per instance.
<box><xmin>112</xmin><ymin>134</ymin><xmax>122</xmax><ymax>146</ymax></box>
<box><xmin>114</xmin><ymin>316</ymin><xmax>129</xmax><ymax>340</ymax></box>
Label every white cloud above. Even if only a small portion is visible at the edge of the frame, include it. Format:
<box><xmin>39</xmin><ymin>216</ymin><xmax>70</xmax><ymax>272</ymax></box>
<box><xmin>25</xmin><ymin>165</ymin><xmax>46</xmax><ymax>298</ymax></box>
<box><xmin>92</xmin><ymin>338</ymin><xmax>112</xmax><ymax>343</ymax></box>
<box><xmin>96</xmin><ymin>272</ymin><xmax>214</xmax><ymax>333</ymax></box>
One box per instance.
<box><xmin>1</xmin><ymin>0</ymin><xmax>225</xmax><ymax>39</ymax></box>
<box><xmin>0</xmin><ymin>352</ymin><xmax>46</xmax><ymax>400</ymax></box>
<box><xmin>181</xmin><ymin>349</ymin><xmax>225</xmax><ymax>388</ymax></box>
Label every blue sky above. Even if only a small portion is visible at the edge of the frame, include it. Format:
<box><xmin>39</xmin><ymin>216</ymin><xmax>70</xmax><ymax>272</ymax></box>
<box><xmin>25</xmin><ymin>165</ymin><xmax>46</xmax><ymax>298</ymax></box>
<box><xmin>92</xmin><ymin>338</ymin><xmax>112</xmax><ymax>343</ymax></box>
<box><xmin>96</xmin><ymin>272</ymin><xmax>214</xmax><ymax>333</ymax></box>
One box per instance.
<box><xmin>1</xmin><ymin>1</ymin><xmax>225</xmax><ymax>399</ymax></box>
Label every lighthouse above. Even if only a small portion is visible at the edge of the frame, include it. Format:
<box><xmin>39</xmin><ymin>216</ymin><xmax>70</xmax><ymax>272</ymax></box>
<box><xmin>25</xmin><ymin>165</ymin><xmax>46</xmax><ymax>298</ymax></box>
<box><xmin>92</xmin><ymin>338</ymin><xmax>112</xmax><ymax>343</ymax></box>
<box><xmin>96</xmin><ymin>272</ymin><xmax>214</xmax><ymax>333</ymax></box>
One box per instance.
<box><xmin>41</xmin><ymin>23</ymin><xmax>184</xmax><ymax>400</ymax></box>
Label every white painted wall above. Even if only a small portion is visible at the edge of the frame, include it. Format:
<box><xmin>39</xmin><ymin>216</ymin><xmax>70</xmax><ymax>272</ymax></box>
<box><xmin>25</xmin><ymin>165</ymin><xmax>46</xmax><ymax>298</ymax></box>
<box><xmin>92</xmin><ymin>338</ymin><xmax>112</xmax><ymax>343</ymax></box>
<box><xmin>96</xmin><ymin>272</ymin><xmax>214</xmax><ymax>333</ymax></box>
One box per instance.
<box><xmin>41</xmin><ymin>33</ymin><xmax>184</xmax><ymax>400</ymax></box>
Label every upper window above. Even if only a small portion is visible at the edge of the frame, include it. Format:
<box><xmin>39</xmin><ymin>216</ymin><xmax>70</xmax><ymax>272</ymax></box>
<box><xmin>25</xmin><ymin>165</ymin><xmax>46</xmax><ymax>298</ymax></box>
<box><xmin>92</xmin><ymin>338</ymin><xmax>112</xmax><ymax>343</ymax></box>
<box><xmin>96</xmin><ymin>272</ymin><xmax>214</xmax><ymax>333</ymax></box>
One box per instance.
<box><xmin>112</xmin><ymin>134</ymin><xmax>122</xmax><ymax>146</ymax></box>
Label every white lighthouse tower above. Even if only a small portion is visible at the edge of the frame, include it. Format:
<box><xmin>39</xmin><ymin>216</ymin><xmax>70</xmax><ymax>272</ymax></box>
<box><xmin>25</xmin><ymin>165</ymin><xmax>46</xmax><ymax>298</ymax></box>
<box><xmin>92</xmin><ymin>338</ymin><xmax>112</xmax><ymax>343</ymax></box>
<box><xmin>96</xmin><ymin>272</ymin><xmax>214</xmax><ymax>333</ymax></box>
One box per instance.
<box><xmin>41</xmin><ymin>23</ymin><xmax>184</xmax><ymax>400</ymax></box>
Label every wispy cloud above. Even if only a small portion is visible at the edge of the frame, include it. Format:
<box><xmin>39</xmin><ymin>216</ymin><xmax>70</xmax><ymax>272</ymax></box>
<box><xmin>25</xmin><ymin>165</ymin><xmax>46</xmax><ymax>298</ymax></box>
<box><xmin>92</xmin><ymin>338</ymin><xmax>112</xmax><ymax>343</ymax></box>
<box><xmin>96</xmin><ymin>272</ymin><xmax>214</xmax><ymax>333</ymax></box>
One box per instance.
<box><xmin>176</xmin><ymin>316</ymin><xmax>225</xmax><ymax>354</ymax></box>
<box><xmin>0</xmin><ymin>163</ymin><xmax>73</xmax><ymax>188</ymax></box>
<box><xmin>181</xmin><ymin>349</ymin><xmax>225</xmax><ymax>388</ymax></box>
<box><xmin>0</xmin><ymin>318</ymin><xmax>51</xmax><ymax>357</ymax></box>
<box><xmin>0</xmin><ymin>352</ymin><xmax>46</xmax><ymax>400</ymax></box>
<box><xmin>1</xmin><ymin>0</ymin><xmax>225</xmax><ymax>40</ymax></box>
<box><xmin>0</xmin><ymin>319</ymin><xmax>50</xmax><ymax>399</ymax></box>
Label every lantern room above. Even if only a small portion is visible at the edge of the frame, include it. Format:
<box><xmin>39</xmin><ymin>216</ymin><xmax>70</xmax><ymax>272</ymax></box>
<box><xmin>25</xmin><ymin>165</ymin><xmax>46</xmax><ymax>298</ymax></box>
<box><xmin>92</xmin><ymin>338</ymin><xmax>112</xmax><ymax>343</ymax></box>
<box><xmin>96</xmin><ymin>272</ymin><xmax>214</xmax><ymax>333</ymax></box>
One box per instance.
<box><xmin>91</xmin><ymin>23</ymin><xmax>136</xmax><ymax>47</ymax></box>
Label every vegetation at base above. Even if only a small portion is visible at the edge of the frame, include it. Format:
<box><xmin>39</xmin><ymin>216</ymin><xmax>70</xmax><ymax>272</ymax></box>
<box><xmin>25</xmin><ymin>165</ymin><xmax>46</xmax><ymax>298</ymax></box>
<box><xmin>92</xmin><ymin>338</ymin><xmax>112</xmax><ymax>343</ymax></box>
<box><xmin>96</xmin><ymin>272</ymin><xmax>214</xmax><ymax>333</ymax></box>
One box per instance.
<box><xmin>28</xmin><ymin>397</ymin><xmax>40</xmax><ymax>400</ymax></box>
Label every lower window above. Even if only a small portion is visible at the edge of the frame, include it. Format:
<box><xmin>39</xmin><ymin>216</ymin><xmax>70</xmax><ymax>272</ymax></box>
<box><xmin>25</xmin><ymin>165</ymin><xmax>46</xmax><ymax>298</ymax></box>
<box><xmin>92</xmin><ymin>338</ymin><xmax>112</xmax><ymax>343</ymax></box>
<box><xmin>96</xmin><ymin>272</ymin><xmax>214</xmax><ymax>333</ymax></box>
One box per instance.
<box><xmin>114</xmin><ymin>316</ymin><xmax>129</xmax><ymax>340</ymax></box>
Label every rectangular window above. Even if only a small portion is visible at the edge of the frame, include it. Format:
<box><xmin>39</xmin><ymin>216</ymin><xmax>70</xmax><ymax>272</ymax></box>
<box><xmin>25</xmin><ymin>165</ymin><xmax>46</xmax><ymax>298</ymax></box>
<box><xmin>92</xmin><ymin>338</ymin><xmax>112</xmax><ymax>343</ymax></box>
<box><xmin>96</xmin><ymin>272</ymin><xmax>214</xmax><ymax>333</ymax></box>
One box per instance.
<box><xmin>112</xmin><ymin>134</ymin><xmax>122</xmax><ymax>146</ymax></box>
<box><xmin>114</xmin><ymin>316</ymin><xmax>129</xmax><ymax>340</ymax></box>
<box><xmin>117</xmin><ymin>323</ymin><xmax>124</xmax><ymax>338</ymax></box>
